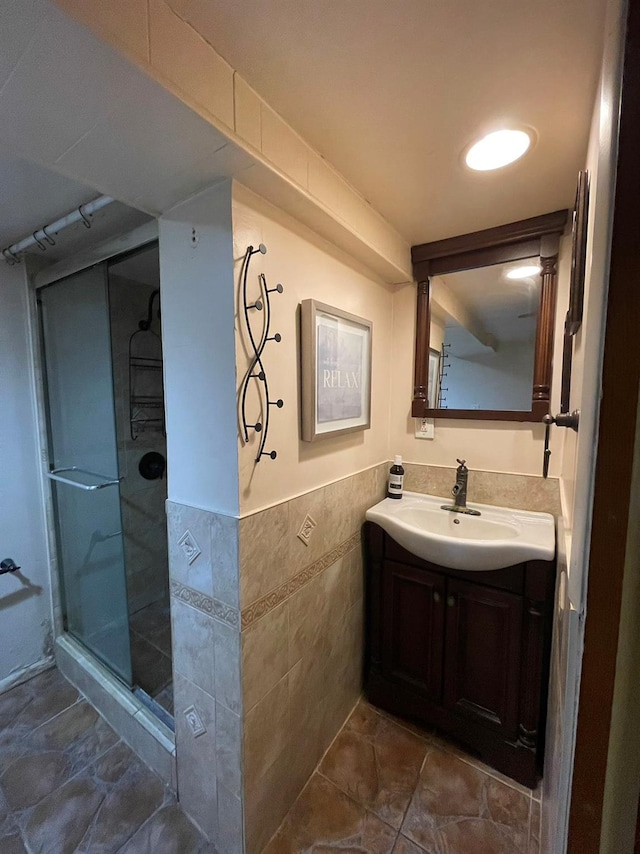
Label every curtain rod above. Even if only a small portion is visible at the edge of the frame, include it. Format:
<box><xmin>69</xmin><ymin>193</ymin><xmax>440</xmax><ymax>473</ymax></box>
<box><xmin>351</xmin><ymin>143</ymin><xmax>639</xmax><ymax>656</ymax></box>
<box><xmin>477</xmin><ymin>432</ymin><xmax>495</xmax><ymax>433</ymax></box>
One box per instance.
<box><xmin>2</xmin><ymin>195</ymin><xmax>115</xmax><ymax>265</ymax></box>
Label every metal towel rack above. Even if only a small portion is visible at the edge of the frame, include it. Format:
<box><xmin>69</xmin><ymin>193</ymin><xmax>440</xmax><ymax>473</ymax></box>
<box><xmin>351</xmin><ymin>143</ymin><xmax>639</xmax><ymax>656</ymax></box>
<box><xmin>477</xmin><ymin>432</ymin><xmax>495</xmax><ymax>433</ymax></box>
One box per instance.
<box><xmin>46</xmin><ymin>467</ymin><xmax>122</xmax><ymax>491</ymax></box>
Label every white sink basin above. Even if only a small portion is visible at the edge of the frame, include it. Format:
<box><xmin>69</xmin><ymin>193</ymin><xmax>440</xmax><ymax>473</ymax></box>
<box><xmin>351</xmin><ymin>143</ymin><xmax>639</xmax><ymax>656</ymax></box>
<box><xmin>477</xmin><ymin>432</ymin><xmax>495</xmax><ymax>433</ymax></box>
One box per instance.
<box><xmin>365</xmin><ymin>491</ymin><xmax>555</xmax><ymax>571</ymax></box>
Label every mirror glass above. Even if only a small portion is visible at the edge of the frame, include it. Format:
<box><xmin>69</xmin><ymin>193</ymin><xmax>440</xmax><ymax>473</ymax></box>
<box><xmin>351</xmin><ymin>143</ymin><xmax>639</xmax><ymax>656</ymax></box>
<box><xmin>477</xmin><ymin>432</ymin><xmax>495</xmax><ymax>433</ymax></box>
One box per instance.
<box><xmin>429</xmin><ymin>257</ymin><xmax>541</xmax><ymax>411</ymax></box>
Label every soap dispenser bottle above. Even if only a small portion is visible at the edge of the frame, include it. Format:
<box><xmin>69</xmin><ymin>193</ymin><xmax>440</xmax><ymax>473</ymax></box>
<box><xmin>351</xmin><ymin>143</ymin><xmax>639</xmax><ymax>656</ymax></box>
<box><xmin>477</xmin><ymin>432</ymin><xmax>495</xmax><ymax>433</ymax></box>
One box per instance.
<box><xmin>387</xmin><ymin>455</ymin><xmax>405</xmax><ymax>499</ymax></box>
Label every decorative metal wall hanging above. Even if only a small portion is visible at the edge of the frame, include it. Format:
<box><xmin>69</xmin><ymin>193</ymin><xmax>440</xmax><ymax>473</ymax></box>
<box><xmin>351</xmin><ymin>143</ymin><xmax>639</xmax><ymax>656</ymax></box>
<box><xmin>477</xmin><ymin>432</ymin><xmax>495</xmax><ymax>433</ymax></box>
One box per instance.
<box><xmin>239</xmin><ymin>244</ymin><xmax>284</xmax><ymax>461</ymax></box>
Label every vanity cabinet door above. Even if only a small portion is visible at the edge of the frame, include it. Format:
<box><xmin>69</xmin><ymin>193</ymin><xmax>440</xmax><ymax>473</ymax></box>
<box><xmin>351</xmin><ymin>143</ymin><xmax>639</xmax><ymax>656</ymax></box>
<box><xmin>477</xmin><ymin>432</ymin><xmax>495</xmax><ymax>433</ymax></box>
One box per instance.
<box><xmin>381</xmin><ymin>560</ymin><xmax>445</xmax><ymax>702</ymax></box>
<box><xmin>443</xmin><ymin>577</ymin><xmax>523</xmax><ymax>739</ymax></box>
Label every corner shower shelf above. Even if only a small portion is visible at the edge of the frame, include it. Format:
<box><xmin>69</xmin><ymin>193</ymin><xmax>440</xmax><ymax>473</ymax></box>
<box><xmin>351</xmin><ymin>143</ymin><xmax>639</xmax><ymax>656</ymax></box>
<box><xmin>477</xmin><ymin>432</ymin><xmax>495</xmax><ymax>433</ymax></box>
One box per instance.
<box><xmin>129</xmin><ymin>290</ymin><xmax>165</xmax><ymax>440</ymax></box>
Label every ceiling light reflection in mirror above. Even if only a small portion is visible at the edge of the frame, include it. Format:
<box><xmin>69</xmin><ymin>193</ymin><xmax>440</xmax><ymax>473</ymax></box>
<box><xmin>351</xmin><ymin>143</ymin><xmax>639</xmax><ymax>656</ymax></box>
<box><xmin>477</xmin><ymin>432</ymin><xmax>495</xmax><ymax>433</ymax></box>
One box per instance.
<box><xmin>506</xmin><ymin>264</ymin><xmax>541</xmax><ymax>280</ymax></box>
<box><xmin>429</xmin><ymin>257</ymin><xmax>541</xmax><ymax>411</ymax></box>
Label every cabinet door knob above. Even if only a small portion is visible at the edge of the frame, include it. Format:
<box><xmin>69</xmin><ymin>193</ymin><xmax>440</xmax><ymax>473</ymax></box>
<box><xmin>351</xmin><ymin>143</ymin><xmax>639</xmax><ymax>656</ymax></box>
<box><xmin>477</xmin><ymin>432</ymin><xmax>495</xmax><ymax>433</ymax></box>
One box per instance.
<box><xmin>433</xmin><ymin>590</ymin><xmax>441</xmax><ymax>604</ymax></box>
<box><xmin>447</xmin><ymin>594</ymin><xmax>456</xmax><ymax>607</ymax></box>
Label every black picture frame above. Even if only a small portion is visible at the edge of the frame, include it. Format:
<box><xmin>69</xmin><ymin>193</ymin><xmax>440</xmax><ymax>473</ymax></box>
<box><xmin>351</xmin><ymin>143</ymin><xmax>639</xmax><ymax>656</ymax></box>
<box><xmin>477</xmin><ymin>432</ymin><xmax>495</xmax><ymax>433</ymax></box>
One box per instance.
<box><xmin>560</xmin><ymin>170</ymin><xmax>590</xmax><ymax>412</ymax></box>
<box><xmin>568</xmin><ymin>170</ymin><xmax>590</xmax><ymax>336</ymax></box>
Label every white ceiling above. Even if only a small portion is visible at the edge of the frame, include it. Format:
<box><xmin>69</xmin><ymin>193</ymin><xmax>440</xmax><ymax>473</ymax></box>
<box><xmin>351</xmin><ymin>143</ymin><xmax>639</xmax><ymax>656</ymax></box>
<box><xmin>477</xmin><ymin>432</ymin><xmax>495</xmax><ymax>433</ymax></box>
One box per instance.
<box><xmin>0</xmin><ymin>152</ymin><xmax>152</xmax><ymax>267</ymax></box>
<box><xmin>0</xmin><ymin>153</ymin><xmax>95</xmax><ymax>248</ymax></box>
<box><xmin>170</xmin><ymin>0</ymin><xmax>607</xmax><ymax>244</ymax></box>
<box><xmin>0</xmin><ymin>0</ymin><xmax>609</xmax><ymax>272</ymax></box>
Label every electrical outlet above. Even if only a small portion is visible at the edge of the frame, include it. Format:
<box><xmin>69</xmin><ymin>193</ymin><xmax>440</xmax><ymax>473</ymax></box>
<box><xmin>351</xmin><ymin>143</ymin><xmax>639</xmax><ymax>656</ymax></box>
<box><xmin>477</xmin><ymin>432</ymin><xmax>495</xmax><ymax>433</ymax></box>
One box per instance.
<box><xmin>414</xmin><ymin>417</ymin><xmax>435</xmax><ymax>440</ymax></box>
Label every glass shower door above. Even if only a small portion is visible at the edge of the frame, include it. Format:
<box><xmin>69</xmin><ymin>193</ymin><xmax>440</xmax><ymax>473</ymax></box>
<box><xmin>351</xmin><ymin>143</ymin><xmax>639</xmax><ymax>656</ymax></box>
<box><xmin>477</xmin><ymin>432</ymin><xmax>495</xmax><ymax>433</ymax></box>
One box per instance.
<box><xmin>40</xmin><ymin>265</ymin><xmax>132</xmax><ymax>685</ymax></box>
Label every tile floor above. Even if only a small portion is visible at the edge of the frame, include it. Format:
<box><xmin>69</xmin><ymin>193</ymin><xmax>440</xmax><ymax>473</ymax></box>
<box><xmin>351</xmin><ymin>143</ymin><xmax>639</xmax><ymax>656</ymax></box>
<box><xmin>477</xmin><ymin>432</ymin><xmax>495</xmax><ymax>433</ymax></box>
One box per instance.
<box><xmin>0</xmin><ymin>667</ymin><xmax>211</xmax><ymax>854</ymax></box>
<box><xmin>129</xmin><ymin>598</ymin><xmax>174</xmax><ymax>716</ymax></box>
<box><xmin>264</xmin><ymin>699</ymin><xmax>541</xmax><ymax>854</ymax></box>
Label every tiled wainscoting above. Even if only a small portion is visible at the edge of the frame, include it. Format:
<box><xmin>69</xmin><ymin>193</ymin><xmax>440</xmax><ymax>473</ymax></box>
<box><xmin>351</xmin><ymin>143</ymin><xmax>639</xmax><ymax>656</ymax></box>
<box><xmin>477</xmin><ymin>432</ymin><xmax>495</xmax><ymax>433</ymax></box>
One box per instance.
<box><xmin>166</xmin><ymin>501</ymin><xmax>243</xmax><ymax>853</ymax></box>
<box><xmin>239</xmin><ymin>464</ymin><xmax>388</xmax><ymax>854</ymax></box>
<box><xmin>165</xmin><ymin>461</ymin><xmax>559</xmax><ymax>853</ymax></box>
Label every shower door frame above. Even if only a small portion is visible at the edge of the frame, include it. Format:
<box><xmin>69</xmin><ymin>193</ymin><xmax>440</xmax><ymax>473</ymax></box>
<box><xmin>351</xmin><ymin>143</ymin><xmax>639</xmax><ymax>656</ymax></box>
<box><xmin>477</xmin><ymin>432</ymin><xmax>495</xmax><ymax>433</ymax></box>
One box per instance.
<box><xmin>32</xmin><ymin>231</ymin><xmax>164</xmax><ymax>679</ymax></box>
<box><xmin>28</xmin><ymin>225</ymin><xmax>176</xmax><ymax>783</ymax></box>
<box><xmin>38</xmin><ymin>262</ymin><xmax>133</xmax><ymax>685</ymax></box>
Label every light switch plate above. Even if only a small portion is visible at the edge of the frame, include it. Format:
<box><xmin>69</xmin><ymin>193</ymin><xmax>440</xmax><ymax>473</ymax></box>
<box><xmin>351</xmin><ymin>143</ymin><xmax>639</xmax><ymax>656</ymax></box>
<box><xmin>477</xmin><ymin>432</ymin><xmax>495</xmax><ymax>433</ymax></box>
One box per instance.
<box><xmin>415</xmin><ymin>417</ymin><xmax>435</xmax><ymax>440</ymax></box>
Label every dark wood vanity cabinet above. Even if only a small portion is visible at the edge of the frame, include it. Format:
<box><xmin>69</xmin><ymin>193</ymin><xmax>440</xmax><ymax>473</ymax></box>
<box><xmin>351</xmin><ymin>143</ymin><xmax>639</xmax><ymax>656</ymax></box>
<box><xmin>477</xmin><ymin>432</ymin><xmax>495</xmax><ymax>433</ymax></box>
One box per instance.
<box><xmin>364</xmin><ymin>522</ymin><xmax>556</xmax><ymax>788</ymax></box>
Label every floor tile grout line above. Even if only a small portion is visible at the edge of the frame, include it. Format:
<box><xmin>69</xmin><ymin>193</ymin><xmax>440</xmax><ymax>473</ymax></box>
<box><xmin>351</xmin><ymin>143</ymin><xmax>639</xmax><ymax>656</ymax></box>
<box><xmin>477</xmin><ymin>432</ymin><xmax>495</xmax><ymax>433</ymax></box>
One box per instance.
<box><xmin>315</xmin><ymin>769</ymin><xmax>400</xmax><ymax>838</ymax></box>
<box><xmin>360</xmin><ymin>699</ymin><xmax>534</xmax><ymax>850</ymax></box>
<box><xmin>4</xmin><ymin>737</ymin><xmax>132</xmax><ymax>830</ymax></box>
<box><xmin>0</xmin><ymin>696</ymin><xmax>88</xmax><ymax>783</ymax></box>
<box><xmin>373</xmin><ymin>703</ymin><xmax>538</xmax><ymax>802</ymax></box>
<box><xmin>5</xmin><ymin>689</ymin><xmax>84</xmax><ymax>743</ymax></box>
<box><xmin>2</xmin><ymin>669</ymin><xmax>202</xmax><ymax>852</ymax></box>
<box><xmin>73</xmin><ymin>789</ymin><xmax>108</xmax><ymax>854</ymax></box>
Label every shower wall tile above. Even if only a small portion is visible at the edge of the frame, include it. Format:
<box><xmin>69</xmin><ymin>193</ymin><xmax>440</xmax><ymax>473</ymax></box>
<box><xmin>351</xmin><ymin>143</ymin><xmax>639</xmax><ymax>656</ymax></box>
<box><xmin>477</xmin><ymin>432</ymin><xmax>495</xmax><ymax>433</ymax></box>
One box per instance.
<box><xmin>215</xmin><ymin>701</ymin><xmax>242</xmax><ymax>798</ymax></box>
<box><xmin>239</xmin><ymin>464</ymin><xmax>387</xmax><ymax>610</ymax></box>
<box><xmin>238</xmin><ymin>463</ymin><xmax>386</xmax><ymax>854</ymax></box>
<box><xmin>214</xmin><ymin>620</ymin><xmax>242</xmax><ymax>716</ymax></box>
<box><xmin>170</xmin><ymin>597</ymin><xmax>215</xmax><ymax>698</ymax></box>
<box><xmin>167</xmin><ymin>500</ymin><xmax>215</xmax><ymax>600</ymax></box>
<box><xmin>168</xmin><ymin>502</ymin><xmax>243</xmax><ymax>852</ymax></box>
<box><xmin>168</xmin><ymin>501</ymin><xmax>240</xmax><ymax>610</ymax></box>
<box><xmin>217</xmin><ymin>782</ymin><xmax>244</xmax><ymax>854</ymax></box>
<box><xmin>210</xmin><ymin>512</ymin><xmax>240</xmax><ymax>610</ymax></box>
<box><xmin>287</xmin><ymin>465</ymin><xmax>387</xmax><ymax>572</ymax></box>
<box><xmin>173</xmin><ymin>673</ymin><xmax>218</xmax><ymax>841</ymax></box>
<box><xmin>244</xmin><ymin>675</ymin><xmax>292</xmax><ymax>854</ymax></box>
<box><xmin>242</xmin><ymin>600</ymin><xmax>289</xmax><ymax>714</ymax></box>
<box><xmin>239</xmin><ymin>502</ymin><xmax>291</xmax><ymax>607</ymax></box>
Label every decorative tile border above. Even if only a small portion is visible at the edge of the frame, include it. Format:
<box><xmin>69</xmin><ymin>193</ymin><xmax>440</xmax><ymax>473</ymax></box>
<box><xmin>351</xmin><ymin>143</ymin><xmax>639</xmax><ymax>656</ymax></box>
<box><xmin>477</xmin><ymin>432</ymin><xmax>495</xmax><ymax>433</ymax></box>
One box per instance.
<box><xmin>170</xmin><ymin>581</ymin><xmax>240</xmax><ymax>629</ymax></box>
<box><xmin>241</xmin><ymin>532</ymin><xmax>361</xmax><ymax>630</ymax></box>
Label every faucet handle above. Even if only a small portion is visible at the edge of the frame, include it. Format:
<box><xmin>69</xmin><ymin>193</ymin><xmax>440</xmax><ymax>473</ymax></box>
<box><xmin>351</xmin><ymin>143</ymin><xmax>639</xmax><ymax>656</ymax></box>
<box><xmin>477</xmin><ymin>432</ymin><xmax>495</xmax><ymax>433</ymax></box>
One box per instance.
<box><xmin>456</xmin><ymin>458</ymin><xmax>466</xmax><ymax>468</ymax></box>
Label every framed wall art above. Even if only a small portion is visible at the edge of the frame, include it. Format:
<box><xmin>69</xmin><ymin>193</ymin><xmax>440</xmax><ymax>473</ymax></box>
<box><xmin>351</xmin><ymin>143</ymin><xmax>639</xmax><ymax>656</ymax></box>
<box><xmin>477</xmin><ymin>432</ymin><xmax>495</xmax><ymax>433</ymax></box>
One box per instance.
<box><xmin>300</xmin><ymin>300</ymin><xmax>372</xmax><ymax>442</ymax></box>
<box><xmin>560</xmin><ymin>169</ymin><xmax>590</xmax><ymax>412</ymax></box>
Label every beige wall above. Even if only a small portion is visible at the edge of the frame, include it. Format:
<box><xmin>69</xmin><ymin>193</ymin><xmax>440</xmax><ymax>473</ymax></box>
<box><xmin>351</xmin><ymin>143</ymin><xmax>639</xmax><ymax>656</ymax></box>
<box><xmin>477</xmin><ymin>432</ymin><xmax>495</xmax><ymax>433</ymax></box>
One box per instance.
<box><xmin>542</xmin><ymin>1</ymin><xmax>626</xmax><ymax>851</ymax></box>
<box><xmin>233</xmin><ymin>183</ymin><xmax>395</xmax><ymax>515</ymax></box>
<box><xmin>558</xmin><ymin>65</ymin><xmax>617</xmax><ymax>554</ymax></box>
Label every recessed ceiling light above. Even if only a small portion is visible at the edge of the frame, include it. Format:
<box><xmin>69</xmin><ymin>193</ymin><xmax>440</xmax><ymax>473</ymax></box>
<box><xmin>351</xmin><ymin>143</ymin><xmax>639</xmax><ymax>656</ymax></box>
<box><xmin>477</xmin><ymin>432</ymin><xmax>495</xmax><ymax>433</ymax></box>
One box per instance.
<box><xmin>465</xmin><ymin>129</ymin><xmax>532</xmax><ymax>171</ymax></box>
<box><xmin>506</xmin><ymin>264</ymin><xmax>541</xmax><ymax>280</ymax></box>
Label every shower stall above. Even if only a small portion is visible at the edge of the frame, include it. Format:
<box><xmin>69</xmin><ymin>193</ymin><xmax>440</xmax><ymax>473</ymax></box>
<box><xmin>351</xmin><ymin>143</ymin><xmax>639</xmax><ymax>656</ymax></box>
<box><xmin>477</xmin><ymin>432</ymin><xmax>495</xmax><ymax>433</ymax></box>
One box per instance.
<box><xmin>38</xmin><ymin>241</ymin><xmax>173</xmax><ymax>723</ymax></box>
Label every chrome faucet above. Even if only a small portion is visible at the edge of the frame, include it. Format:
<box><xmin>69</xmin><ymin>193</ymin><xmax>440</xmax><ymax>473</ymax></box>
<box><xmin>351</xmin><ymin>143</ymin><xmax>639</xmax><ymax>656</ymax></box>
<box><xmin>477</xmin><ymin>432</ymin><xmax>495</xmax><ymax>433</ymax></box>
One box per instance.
<box><xmin>441</xmin><ymin>459</ymin><xmax>481</xmax><ymax>516</ymax></box>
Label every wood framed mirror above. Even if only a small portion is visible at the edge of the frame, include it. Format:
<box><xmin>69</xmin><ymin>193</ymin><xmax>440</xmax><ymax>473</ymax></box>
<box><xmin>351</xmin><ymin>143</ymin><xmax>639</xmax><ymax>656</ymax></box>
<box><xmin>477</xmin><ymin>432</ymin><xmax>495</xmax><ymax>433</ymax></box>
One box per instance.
<box><xmin>411</xmin><ymin>210</ymin><xmax>568</xmax><ymax>422</ymax></box>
